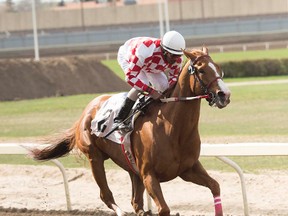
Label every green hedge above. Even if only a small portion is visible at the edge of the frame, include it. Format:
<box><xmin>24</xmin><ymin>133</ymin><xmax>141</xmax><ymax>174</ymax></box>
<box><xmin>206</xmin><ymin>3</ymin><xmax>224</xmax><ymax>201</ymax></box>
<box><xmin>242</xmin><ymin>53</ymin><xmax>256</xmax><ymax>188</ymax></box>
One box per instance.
<box><xmin>220</xmin><ymin>59</ymin><xmax>288</xmax><ymax>78</ymax></box>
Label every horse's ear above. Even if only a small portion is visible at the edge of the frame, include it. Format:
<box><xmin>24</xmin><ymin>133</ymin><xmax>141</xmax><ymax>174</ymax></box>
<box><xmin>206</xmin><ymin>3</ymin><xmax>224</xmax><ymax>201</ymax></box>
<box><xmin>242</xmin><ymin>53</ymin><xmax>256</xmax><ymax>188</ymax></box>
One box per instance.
<box><xmin>202</xmin><ymin>46</ymin><xmax>209</xmax><ymax>55</ymax></box>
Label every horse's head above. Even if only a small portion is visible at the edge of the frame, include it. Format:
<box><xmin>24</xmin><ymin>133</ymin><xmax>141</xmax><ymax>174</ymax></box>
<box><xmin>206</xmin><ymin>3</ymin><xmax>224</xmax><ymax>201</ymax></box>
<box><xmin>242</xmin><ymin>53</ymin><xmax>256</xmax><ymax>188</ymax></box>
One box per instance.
<box><xmin>182</xmin><ymin>47</ymin><xmax>231</xmax><ymax>109</ymax></box>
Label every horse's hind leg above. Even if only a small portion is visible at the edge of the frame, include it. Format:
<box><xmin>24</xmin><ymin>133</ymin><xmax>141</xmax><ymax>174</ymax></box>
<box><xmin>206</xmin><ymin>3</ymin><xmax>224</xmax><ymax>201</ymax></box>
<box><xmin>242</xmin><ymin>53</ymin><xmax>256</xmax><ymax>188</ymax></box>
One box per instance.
<box><xmin>87</xmin><ymin>144</ymin><xmax>126</xmax><ymax>216</ymax></box>
<box><xmin>179</xmin><ymin>160</ymin><xmax>223</xmax><ymax>216</ymax></box>
<box><xmin>78</xmin><ymin>112</ymin><xmax>126</xmax><ymax>215</ymax></box>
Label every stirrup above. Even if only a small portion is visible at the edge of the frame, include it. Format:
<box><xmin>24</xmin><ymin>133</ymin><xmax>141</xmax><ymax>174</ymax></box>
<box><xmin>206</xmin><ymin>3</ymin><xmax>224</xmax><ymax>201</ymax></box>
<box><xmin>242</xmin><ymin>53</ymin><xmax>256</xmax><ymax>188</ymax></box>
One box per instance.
<box><xmin>113</xmin><ymin>121</ymin><xmax>132</xmax><ymax>133</ymax></box>
<box><xmin>114</xmin><ymin>118</ymin><xmax>123</xmax><ymax>124</ymax></box>
<box><xmin>118</xmin><ymin>123</ymin><xmax>132</xmax><ymax>132</ymax></box>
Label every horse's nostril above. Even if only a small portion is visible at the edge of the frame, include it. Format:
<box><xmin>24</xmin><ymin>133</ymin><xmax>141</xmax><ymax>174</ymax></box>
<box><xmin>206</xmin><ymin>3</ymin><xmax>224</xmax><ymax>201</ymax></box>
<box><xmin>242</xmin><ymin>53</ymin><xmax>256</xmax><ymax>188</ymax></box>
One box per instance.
<box><xmin>217</xmin><ymin>91</ymin><xmax>226</xmax><ymax>98</ymax></box>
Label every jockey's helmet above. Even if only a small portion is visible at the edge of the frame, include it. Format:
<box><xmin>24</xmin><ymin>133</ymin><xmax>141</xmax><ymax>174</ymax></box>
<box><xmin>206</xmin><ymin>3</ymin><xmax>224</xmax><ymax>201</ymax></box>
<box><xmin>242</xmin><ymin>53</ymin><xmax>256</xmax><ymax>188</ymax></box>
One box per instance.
<box><xmin>161</xmin><ymin>31</ymin><xmax>185</xmax><ymax>55</ymax></box>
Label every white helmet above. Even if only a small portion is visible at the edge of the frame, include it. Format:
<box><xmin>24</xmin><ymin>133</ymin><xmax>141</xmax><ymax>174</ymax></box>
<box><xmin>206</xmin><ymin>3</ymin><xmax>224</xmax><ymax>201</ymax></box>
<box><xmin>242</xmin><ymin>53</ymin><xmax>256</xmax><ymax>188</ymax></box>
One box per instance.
<box><xmin>161</xmin><ymin>30</ymin><xmax>185</xmax><ymax>55</ymax></box>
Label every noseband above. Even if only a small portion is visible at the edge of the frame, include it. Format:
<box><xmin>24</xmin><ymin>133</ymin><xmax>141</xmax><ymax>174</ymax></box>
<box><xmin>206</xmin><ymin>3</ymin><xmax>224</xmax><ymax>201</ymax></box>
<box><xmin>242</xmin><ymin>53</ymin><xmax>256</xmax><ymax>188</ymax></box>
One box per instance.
<box><xmin>188</xmin><ymin>55</ymin><xmax>223</xmax><ymax>105</ymax></box>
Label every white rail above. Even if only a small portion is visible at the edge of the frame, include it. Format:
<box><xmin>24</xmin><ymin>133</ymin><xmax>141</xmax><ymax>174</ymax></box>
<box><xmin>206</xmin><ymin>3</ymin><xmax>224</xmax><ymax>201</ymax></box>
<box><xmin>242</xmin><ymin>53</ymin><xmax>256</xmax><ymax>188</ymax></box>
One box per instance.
<box><xmin>0</xmin><ymin>142</ymin><xmax>287</xmax><ymax>215</ymax></box>
<box><xmin>0</xmin><ymin>143</ymin><xmax>72</xmax><ymax>211</ymax></box>
<box><xmin>200</xmin><ymin>143</ymin><xmax>288</xmax><ymax>216</ymax></box>
<box><xmin>201</xmin><ymin>143</ymin><xmax>288</xmax><ymax>156</ymax></box>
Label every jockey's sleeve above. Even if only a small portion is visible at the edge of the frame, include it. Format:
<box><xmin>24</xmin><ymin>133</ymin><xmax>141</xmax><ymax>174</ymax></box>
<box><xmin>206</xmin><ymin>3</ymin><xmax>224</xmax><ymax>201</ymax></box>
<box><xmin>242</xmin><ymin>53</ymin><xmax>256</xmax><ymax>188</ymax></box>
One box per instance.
<box><xmin>125</xmin><ymin>43</ymin><xmax>156</xmax><ymax>94</ymax></box>
<box><xmin>126</xmin><ymin>68</ymin><xmax>155</xmax><ymax>94</ymax></box>
<box><xmin>168</xmin><ymin>58</ymin><xmax>183</xmax><ymax>87</ymax></box>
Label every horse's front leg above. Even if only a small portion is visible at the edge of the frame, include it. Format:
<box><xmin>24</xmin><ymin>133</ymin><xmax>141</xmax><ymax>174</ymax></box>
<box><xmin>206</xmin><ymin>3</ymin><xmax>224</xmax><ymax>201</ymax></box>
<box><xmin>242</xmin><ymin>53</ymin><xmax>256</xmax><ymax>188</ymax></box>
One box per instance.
<box><xmin>179</xmin><ymin>160</ymin><xmax>223</xmax><ymax>216</ymax></box>
<box><xmin>129</xmin><ymin>172</ymin><xmax>153</xmax><ymax>216</ymax></box>
<box><xmin>142</xmin><ymin>172</ymin><xmax>170</xmax><ymax>216</ymax></box>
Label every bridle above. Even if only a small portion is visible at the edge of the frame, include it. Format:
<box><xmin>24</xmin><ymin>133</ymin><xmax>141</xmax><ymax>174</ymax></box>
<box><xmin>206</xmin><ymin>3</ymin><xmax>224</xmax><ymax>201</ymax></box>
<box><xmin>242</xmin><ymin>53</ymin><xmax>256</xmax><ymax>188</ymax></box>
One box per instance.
<box><xmin>190</xmin><ymin>55</ymin><xmax>222</xmax><ymax>93</ymax></box>
<box><xmin>188</xmin><ymin>54</ymin><xmax>223</xmax><ymax>106</ymax></box>
<box><xmin>161</xmin><ymin>54</ymin><xmax>222</xmax><ymax>105</ymax></box>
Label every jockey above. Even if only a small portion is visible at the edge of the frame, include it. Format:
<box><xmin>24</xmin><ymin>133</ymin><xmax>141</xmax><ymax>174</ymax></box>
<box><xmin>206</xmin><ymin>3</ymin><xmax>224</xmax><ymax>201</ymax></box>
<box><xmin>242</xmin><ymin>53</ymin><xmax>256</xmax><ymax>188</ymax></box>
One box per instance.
<box><xmin>114</xmin><ymin>30</ymin><xmax>186</xmax><ymax>124</ymax></box>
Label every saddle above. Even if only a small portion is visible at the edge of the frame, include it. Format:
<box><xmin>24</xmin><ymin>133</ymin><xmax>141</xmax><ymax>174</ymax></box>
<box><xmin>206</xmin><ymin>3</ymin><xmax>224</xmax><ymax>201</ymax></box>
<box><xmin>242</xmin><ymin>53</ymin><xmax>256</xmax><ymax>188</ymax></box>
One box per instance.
<box><xmin>107</xmin><ymin>94</ymin><xmax>153</xmax><ymax>136</ymax></box>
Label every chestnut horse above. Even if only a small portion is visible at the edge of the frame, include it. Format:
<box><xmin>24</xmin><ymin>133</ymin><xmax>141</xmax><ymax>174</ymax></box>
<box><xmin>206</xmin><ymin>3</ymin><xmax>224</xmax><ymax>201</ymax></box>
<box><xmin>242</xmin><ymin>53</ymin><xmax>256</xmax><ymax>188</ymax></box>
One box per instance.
<box><xmin>31</xmin><ymin>47</ymin><xmax>231</xmax><ymax>216</ymax></box>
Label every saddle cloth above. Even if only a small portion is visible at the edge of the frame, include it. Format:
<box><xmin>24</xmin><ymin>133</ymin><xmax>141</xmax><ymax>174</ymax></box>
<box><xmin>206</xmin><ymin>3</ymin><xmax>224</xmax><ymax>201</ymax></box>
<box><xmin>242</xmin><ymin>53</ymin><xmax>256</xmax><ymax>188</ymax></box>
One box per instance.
<box><xmin>90</xmin><ymin>92</ymin><xmax>141</xmax><ymax>173</ymax></box>
<box><xmin>90</xmin><ymin>92</ymin><xmax>136</xmax><ymax>144</ymax></box>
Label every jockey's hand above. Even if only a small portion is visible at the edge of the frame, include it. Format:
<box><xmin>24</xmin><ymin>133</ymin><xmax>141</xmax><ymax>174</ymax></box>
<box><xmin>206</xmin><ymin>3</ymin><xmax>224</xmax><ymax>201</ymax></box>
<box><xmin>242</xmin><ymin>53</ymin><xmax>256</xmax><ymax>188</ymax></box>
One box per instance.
<box><xmin>150</xmin><ymin>90</ymin><xmax>163</xmax><ymax>100</ymax></box>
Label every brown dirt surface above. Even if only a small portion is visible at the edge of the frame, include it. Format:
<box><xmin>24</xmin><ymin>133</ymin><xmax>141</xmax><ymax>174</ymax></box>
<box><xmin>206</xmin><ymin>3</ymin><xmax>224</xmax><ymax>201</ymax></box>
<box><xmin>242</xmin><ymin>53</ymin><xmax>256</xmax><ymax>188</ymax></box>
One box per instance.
<box><xmin>0</xmin><ymin>55</ymin><xmax>130</xmax><ymax>101</ymax></box>
<box><xmin>0</xmin><ymin>165</ymin><xmax>287</xmax><ymax>216</ymax></box>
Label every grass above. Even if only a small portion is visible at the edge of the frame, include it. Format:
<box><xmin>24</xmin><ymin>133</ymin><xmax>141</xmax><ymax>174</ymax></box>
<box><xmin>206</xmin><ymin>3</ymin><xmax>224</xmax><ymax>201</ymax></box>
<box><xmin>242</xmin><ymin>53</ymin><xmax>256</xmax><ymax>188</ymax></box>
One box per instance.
<box><xmin>0</xmin><ymin>94</ymin><xmax>98</xmax><ymax>138</ymax></box>
<box><xmin>1</xmin><ymin>154</ymin><xmax>287</xmax><ymax>173</ymax></box>
<box><xmin>200</xmin><ymin>156</ymin><xmax>288</xmax><ymax>173</ymax></box>
<box><xmin>102</xmin><ymin>60</ymin><xmax>125</xmax><ymax>79</ymax></box>
<box><xmin>210</xmin><ymin>48</ymin><xmax>288</xmax><ymax>62</ymax></box>
<box><xmin>199</xmin><ymin>82</ymin><xmax>288</xmax><ymax>138</ymax></box>
<box><xmin>223</xmin><ymin>75</ymin><xmax>288</xmax><ymax>83</ymax></box>
<box><xmin>1</xmin><ymin>79</ymin><xmax>287</xmax><ymax>140</ymax></box>
<box><xmin>0</xmin><ymin>154</ymin><xmax>118</xmax><ymax>169</ymax></box>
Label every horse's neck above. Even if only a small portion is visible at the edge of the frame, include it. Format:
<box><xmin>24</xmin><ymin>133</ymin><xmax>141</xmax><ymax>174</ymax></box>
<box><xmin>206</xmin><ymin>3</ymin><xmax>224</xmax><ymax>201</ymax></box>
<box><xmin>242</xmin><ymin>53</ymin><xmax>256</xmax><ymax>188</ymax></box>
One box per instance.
<box><xmin>171</xmin><ymin>60</ymin><xmax>199</xmax><ymax>98</ymax></box>
<box><xmin>162</xmin><ymin>63</ymin><xmax>201</xmax><ymax>125</ymax></box>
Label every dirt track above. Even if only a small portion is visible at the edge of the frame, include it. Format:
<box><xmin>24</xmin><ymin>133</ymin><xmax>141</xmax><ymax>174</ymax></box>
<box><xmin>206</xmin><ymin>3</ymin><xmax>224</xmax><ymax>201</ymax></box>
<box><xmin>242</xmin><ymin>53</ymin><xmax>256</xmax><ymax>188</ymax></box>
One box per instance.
<box><xmin>0</xmin><ymin>165</ymin><xmax>287</xmax><ymax>216</ymax></box>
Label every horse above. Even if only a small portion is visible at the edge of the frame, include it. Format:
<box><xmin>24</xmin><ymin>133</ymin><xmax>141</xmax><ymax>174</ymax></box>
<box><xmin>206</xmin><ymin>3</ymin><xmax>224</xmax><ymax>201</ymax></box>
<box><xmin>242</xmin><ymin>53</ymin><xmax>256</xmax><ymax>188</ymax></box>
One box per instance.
<box><xmin>30</xmin><ymin>47</ymin><xmax>231</xmax><ymax>216</ymax></box>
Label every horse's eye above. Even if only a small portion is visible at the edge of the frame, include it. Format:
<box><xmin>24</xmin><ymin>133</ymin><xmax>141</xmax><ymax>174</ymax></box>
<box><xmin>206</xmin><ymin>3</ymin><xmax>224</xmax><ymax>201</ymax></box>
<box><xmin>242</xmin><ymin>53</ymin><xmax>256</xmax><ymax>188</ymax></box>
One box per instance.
<box><xmin>199</xmin><ymin>69</ymin><xmax>205</xmax><ymax>74</ymax></box>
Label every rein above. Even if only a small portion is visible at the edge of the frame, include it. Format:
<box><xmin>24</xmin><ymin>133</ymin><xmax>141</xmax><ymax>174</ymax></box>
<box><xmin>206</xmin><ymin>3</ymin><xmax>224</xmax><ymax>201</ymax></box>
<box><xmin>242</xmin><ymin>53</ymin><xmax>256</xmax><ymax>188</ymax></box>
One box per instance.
<box><xmin>160</xmin><ymin>94</ymin><xmax>209</xmax><ymax>103</ymax></box>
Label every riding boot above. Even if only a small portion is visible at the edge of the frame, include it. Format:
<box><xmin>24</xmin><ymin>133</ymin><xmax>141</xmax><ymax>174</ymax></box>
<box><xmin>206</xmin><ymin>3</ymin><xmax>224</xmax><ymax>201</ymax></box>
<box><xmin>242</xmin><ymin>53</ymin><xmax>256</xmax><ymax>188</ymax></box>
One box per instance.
<box><xmin>114</xmin><ymin>97</ymin><xmax>136</xmax><ymax>123</ymax></box>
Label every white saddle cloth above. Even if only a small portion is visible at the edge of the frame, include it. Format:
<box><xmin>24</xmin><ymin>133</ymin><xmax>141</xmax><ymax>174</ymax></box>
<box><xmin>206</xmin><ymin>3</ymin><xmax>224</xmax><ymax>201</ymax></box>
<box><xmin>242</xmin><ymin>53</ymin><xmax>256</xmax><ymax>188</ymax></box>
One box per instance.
<box><xmin>90</xmin><ymin>92</ymin><xmax>134</xmax><ymax>144</ymax></box>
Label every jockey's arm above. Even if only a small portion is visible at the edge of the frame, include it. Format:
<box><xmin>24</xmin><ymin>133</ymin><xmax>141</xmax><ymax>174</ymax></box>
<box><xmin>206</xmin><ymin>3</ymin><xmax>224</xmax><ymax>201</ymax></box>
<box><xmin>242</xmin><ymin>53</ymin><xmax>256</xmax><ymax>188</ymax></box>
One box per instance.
<box><xmin>168</xmin><ymin>68</ymin><xmax>180</xmax><ymax>87</ymax></box>
<box><xmin>125</xmin><ymin>69</ymin><xmax>159</xmax><ymax>98</ymax></box>
<box><xmin>125</xmin><ymin>45</ymin><xmax>159</xmax><ymax>98</ymax></box>
<box><xmin>168</xmin><ymin>59</ymin><xmax>182</xmax><ymax>87</ymax></box>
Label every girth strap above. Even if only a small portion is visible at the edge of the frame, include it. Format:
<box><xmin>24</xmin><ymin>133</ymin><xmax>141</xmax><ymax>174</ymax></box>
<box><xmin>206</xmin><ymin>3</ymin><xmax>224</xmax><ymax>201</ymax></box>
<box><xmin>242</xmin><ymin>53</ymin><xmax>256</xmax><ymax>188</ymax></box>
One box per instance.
<box><xmin>121</xmin><ymin>142</ymin><xmax>139</xmax><ymax>174</ymax></box>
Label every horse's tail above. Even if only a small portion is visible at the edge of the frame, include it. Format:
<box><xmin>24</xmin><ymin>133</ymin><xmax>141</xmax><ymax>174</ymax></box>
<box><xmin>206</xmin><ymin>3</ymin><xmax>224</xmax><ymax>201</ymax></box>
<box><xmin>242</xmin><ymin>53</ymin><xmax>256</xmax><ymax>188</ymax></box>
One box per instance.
<box><xmin>30</xmin><ymin>123</ymin><xmax>78</xmax><ymax>161</ymax></box>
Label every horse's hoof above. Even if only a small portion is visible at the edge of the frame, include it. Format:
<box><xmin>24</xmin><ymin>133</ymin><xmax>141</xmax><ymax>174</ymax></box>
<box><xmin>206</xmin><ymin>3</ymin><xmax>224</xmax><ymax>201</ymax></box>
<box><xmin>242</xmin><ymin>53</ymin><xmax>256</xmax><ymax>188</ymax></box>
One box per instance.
<box><xmin>144</xmin><ymin>210</ymin><xmax>153</xmax><ymax>216</ymax></box>
<box><xmin>175</xmin><ymin>213</ymin><xmax>180</xmax><ymax>216</ymax></box>
<box><xmin>137</xmin><ymin>209</ymin><xmax>152</xmax><ymax>216</ymax></box>
<box><xmin>137</xmin><ymin>210</ymin><xmax>145</xmax><ymax>216</ymax></box>
<box><xmin>138</xmin><ymin>210</ymin><xmax>152</xmax><ymax>216</ymax></box>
